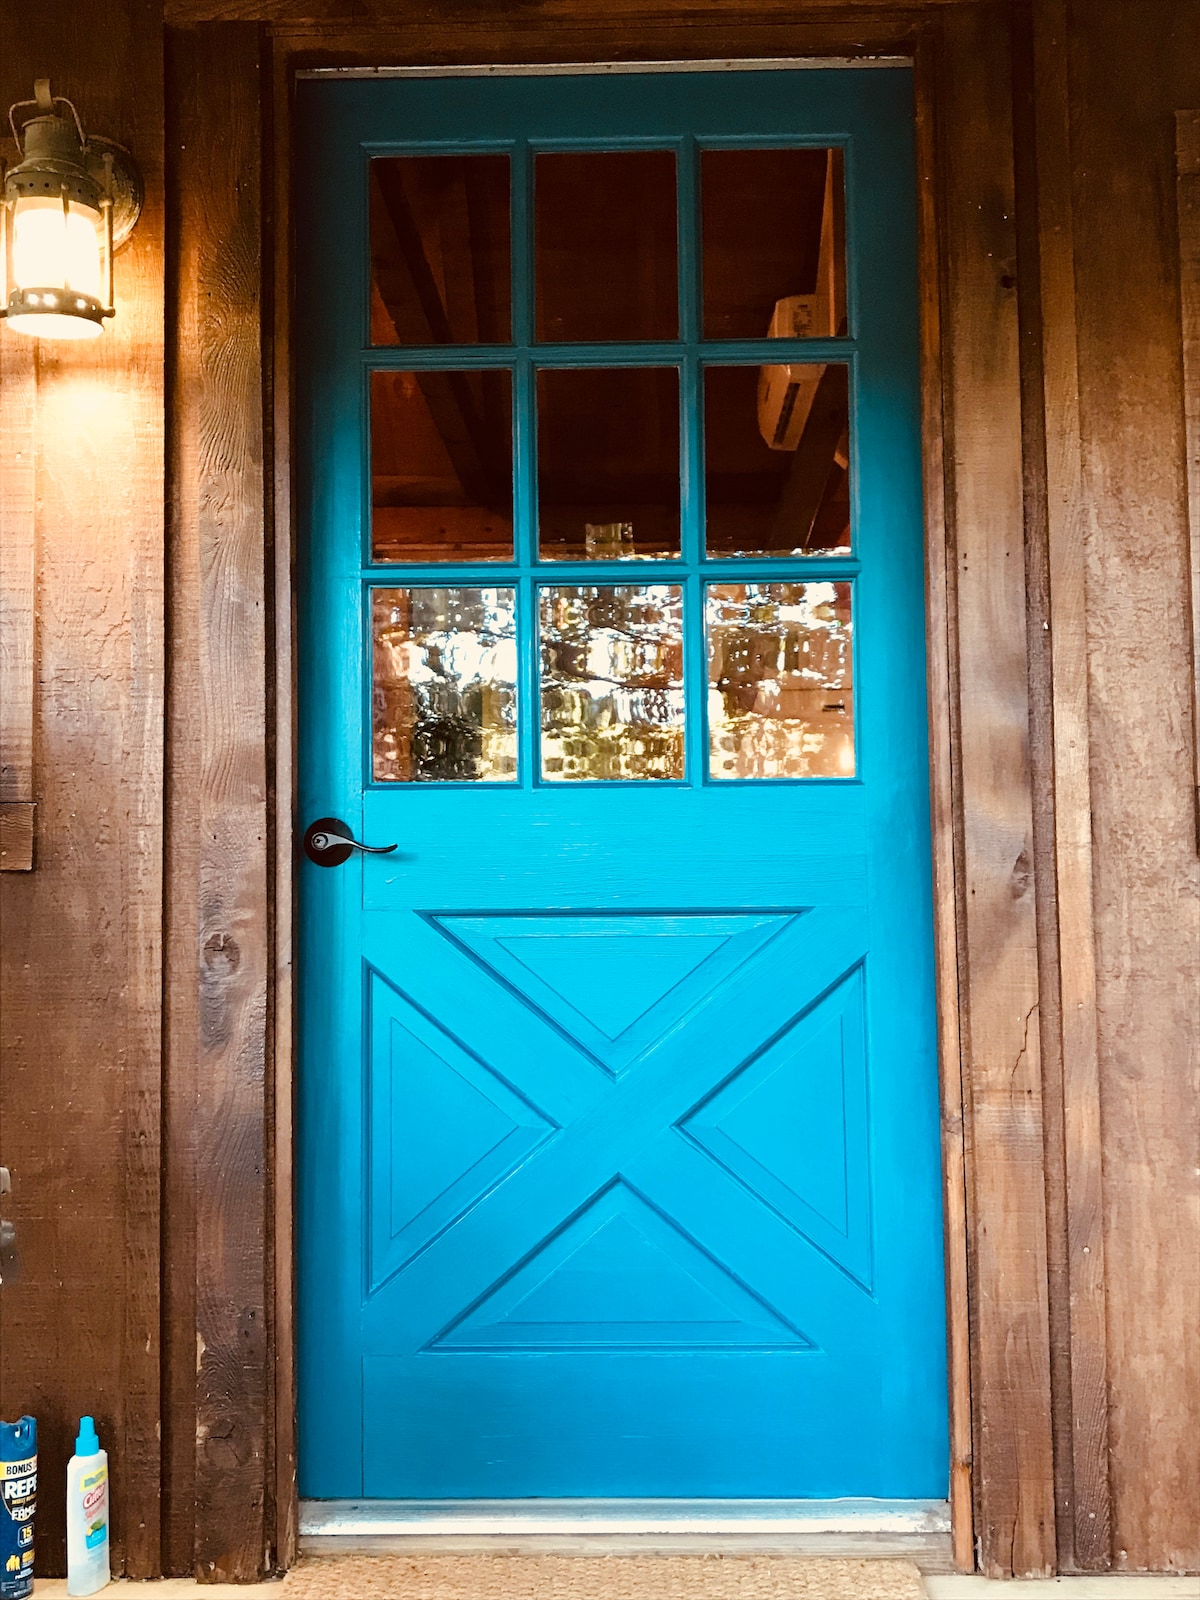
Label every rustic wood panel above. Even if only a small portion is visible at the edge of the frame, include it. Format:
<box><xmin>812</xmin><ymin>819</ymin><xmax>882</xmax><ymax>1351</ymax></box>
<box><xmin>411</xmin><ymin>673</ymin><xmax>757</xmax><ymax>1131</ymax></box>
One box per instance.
<box><xmin>269</xmin><ymin>15</ymin><xmax>930</xmax><ymax>67</ymax></box>
<box><xmin>170</xmin><ymin>0</ymin><xmax>975</xmax><ymax>22</ymax></box>
<box><xmin>935</xmin><ymin>3</ymin><xmax>1056</xmax><ymax>1577</ymax></box>
<box><xmin>1179</xmin><ymin>110</ymin><xmax>1200</xmax><ymax>852</ymax></box>
<box><xmin>1068</xmin><ymin>0</ymin><xmax>1200</xmax><ymax>1573</ymax></box>
<box><xmin>912</xmin><ymin>16</ymin><xmax>973</xmax><ymax>1574</ymax></box>
<box><xmin>0</xmin><ymin>333</ymin><xmax>36</xmax><ymax>837</ymax></box>
<box><xmin>167</xmin><ymin>21</ymin><xmax>273</xmax><ymax>1583</ymax></box>
<box><xmin>270</xmin><ymin>29</ymin><xmax>300</xmax><ymax>1570</ymax></box>
<box><xmin>0</xmin><ymin>0</ymin><xmax>165</xmax><ymax>1578</ymax></box>
<box><xmin>1025</xmin><ymin>0</ymin><xmax>1111</xmax><ymax>1571</ymax></box>
<box><xmin>0</xmin><ymin>804</ymin><xmax>36</xmax><ymax>872</ymax></box>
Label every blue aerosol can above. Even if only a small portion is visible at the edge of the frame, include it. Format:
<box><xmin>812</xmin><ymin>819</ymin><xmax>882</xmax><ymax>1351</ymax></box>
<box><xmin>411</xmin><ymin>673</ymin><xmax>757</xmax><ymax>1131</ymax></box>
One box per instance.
<box><xmin>0</xmin><ymin>1417</ymin><xmax>36</xmax><ymax>1600</ymax></box>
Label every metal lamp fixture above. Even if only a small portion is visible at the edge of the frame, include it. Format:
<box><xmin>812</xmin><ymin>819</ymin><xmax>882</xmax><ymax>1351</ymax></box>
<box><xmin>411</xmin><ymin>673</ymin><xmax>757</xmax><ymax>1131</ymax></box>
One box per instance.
<box><xmin>0</xmin><ymin>80</ymin><xmax>142</xmax><ymax>340</ymax></box>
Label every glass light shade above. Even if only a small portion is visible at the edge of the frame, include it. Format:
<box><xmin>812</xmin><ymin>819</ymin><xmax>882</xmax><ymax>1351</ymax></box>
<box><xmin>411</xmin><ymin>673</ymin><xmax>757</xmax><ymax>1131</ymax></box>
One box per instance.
<box><xmin>6</xmin><ymin>194</ymin><xmax>104</xmax><ymax>339</ymax></box>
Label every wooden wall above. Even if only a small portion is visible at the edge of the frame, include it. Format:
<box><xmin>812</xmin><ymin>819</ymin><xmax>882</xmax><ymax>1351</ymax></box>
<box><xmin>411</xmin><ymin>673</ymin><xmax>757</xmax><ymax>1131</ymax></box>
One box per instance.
<box><xmin>0</xmin><ymin>0</ymin><xmax>165</xmax><ymax>1579</ymax></box>
<box><xmin>0</xmin><ymin>0</ymin><xmax>1197</xmax><ymax>1583</ymax></box>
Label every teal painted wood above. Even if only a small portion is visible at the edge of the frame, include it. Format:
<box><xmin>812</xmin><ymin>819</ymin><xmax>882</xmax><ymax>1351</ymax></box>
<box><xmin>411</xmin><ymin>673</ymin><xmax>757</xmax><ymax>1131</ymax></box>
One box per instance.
<box><xmin>296</xmin><ymin>68</ymin><xmax>948</xmax><ymax>1501</ymax></box>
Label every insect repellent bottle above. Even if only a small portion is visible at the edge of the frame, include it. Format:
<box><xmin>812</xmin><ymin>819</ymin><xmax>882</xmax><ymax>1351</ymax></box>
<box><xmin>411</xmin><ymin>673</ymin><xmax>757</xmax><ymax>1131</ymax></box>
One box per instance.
<box><xmin>66</xmin><ymin>1417</ymin><xmax>109</xmax><ymax>1596</ymax></box>
<box><xmin>0</xmin><ymin>1415</ymin><xmax>36</xmax><ymax>1600</ymax></box>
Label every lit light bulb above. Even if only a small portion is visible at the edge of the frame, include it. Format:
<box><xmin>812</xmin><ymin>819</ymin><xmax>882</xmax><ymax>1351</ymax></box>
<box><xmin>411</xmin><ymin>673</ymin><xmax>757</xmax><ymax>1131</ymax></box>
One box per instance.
<box><xmin>7</xmin><ymin>195</ymin><xmax>104</xmax><ymax>340</ymax></box>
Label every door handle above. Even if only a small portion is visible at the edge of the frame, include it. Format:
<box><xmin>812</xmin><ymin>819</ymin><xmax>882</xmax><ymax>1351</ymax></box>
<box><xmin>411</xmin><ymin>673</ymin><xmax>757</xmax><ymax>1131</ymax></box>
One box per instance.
<box><xmin>303</xmin><ymin>816</ymin><xmax>398</xmax><ymax>867</ymax></box>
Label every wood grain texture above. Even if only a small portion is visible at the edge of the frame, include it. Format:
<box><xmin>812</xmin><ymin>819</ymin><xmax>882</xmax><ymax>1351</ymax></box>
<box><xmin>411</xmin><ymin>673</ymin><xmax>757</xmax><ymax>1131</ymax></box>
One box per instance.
<box><xmin>913</xmin><ymin>17</ymin><xmax>973</xmax><ymax>1575</ymax></box>
<box><xmin>1179</xmin><ymin>109</ymin><xmax>1200</xmax><ymax>851</ymax></box>
<box><xmin>1068</xmin><ymin>1</ymin><xmax>1200</xmax><ymax>1572</ymax></box>
<box><xmin>0</xmin><ymin>803</ymin><xmax>36</xmax><ymax>872</ymax></box>
<box><xmin>268</xmin><ymin>16</ymin><xmax>928</xmax><ymax>67</ymax></box>
<box><xmin>168</xmin><ymin>21</ymin><xmax>272</xmax><ymax>1583</ymax></box>
<box><xmin>1026</xmin><ymin>0</ymin><xmax>1111</xmax><ymax>1571</ymax></box>
<box><xmin>935</xmin><ymin>4</ymin><xmax>1056</xmax><ymax>1577</ymax></box>
<box><xmin>270</xmin><ymin>29</ymin><xmax>300</xmax><ymax>1572</ymax></box>
<box><xmin>168</xmin><ymin>0</ymin><xmax>975</xmax><ymax>23</ymax></box>
<box><xmin>0</xmin><ymin>334</ymin><xmax>36</xmax><ymax>814</ymax></box>
<box><xmin>0</xmin><ymin>0</ymin><xmax>165</xmax><ymax>1578</ymax></box>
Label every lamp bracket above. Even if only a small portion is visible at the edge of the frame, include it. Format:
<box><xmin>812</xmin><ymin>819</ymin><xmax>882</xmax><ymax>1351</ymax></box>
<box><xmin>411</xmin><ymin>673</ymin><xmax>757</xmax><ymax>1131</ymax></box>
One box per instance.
<box><xmin>85</xmin><ymin>138</ymin><xmax>142</xmax><ymax>251</ymax></box>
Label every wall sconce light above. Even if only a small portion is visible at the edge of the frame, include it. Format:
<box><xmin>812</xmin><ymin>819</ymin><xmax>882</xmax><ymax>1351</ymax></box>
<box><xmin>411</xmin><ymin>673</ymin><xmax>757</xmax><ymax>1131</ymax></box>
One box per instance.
<box><xmin>0</xmin><ymin>80</ymin><xmax>142</xmax><ymax>340</ymax></box>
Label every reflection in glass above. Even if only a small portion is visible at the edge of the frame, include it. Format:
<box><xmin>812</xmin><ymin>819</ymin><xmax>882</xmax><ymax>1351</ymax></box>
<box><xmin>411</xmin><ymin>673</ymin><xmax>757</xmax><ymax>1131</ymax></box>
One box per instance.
<box><xmin>540</xmin><ymin>586</ymin><xmax>685</xmax><ymax>781</ymax></box>
<box><xmin>536</xmin><ymin>150</ymin><xmax>678</xmax><ymax>343</ymax></box>
<box><xmin>538</xmin><ymin>368</ymin><xmax>680</xmax><ymax>560</ymax></box>
<box><xmin>372</xmin><ymin>588</ymin><xmax>517</xmax><ymax>782</ymax></box>
<box><xmin>707</xmin><ymin>583</ymin><xmax>853</xmax><ymax>779</ymax></box>
<box><xmin>369</xmin><ymin>154</ymin><xmax>511</xmax><ymax>345</ymax></box>
<box><xmin>702</xmin><ymin>148</ymin><xmax>845</xmax><ymax>341</ymax></box>
<box><xmin>705</xmin><ymin>364</ymin><xmax>850</xmax><ymax>557</ymax></box>
<box><xmin>371</xmin><ymin>369</ymin><xmax>513</xmax><ymax>562</ymax></box>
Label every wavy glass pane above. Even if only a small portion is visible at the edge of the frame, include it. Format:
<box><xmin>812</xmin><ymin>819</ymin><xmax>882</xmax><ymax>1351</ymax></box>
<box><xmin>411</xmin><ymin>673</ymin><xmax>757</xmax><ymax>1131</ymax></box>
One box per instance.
<box><xmin>538</xmin><ymin>368</ymin><xmax>680</xmax><ymax>560</ymax></box>
<box><xmin>702</xmin><ymin>147</ymin><xmax>845</xmax><ymax>340</ymax></box>
<box><xmin>536</xmin><ymin>150</ymin><xmax>677</xmax><ymax>342</ymax></box>
<box><xmin>707</xmin><ymin>582</ymin><xmax>853</xmax><ymax>779</ymax></box>
<box><xmin>371</xmin><ymin>369</ymin><xmax>513</xmax><ymax>562</ymax></box>
<box><xmin>540</xmin><ymin>586</ymin><xmax>685</xmax><ymax>781</ymax></box>
<box><xmin>705</xmin><ymin>364</ymin><xmax>850</xmax><ymax>557</ymax></box>
<box><xmin>373</xmin><ymin>588</ymin><xmax>517</xmax><ymax>782</ymax></box>
<box><xmin>369</xmin><ymin>154</ymin><xmax>511</xmax><ymax>345</ymax></box>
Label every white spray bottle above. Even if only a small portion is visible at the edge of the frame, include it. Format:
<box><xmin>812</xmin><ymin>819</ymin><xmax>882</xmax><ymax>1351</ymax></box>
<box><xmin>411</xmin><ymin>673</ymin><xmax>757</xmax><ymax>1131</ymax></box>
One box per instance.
<box><xmin>66</xmin><ymin>1417</ymin><xmax>109</xmax><ymax>1596</ymax></box>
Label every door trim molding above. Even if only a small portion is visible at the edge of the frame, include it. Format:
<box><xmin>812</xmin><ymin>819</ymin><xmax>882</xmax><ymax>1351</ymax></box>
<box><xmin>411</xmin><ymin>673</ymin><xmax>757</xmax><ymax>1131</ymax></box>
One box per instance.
<box><xmin>163</xmin><ymin>7</ymin><xmax>1060</xmax><ymax>1580</ymax></box>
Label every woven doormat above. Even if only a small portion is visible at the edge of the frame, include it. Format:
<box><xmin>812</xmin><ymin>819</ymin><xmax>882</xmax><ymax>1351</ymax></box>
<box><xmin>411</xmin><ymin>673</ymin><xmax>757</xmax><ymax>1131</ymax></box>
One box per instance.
<box><xmin>282</xmin><ymin>1554</ymin><xmax>927</xmax><ymax>1600</ymax></box>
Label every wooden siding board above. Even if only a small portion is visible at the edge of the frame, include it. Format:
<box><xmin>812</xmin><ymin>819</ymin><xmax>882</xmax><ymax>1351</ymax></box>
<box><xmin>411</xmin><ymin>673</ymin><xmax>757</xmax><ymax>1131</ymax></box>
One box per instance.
<box><xmin>270</xmin><ymin>30</ymin><xmax>300</xmax><ymax>1571</ymax></box>
<box><xmin>1068</xmin><ymin>0</ymin><xmax>1200</xmax><ymax>1572</ymax></box>
<box><xmin>169</xmin><ymin>21</ymin><xmax>273</xmax><ymax>1583</ymax></box>
<box><xmin>1180</xmin><ymin>109</ymin><xmax>1200</xmax><ymax>851</ymax></box>
<box><xmin>1027</xmin><ymin>0</ymin><xmax>1112</xmax><ymax>1571</ymax></box>
<box><xmin>169</xmin><ymin>0</ymin><xmax>976</xmax><ymax>22</ymax></box>
<box><xmin>936</xmin><ymin>3</ymin><xmax>1056</xmax><ymax>1578</ymax></box>
<box><xmin>913</xmin><ymin>17</ymin><xmax>973</xmax><ymax>1575</ymax></box>
<box><xmin>0</xmin><ymin>336</ymin><xmax>36</xmax><ymax>825</ymax></box>
<box><xmin>0</xmin><ymin>0</ymin><xmax>165</xmax><ymax>1578</ymax></box>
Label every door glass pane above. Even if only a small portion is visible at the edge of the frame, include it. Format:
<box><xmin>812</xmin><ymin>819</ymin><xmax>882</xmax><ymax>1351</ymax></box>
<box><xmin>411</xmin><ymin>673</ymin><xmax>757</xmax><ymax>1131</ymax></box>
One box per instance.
<box><xmin>372</xmin><ymin>587</ymin><xmax>517</xmax><ymax>782</ymax></box>
<box><xmin>702</xmin><ymin>148</ymin><xmax>846</xmax><ymax>340</ymax></box>
<box><xmin>707</xmin><ymin>582</ymin><xmax>853</xmax><ymax>779</ymax></box>
<box><xmin>538</xmin><ymin>368</ymin><xmax>680</xmax><ymax>561</ymax></box>
<box><xmin>369</xmin><ymin>154</ymin><xmax>511</xmax><ymax>345</ymax></box>
<box><xmin>540</xmin><ymin>585</ymin><xmax>685</xmax><ymax>781</ymax></box>
<box><xmin>705</xmin><ymin>364</ymin><xmax>850</xmax><ymax>557</ymax></box>
<box><xmin>536</xmin><ymin>150</ymin><xmax>678</xmax><ymax>342</ymax></box>
<box><xmin>371</xmin><ymin>369</ymin><xmax>513</xmax><ymax>562</ymax></box>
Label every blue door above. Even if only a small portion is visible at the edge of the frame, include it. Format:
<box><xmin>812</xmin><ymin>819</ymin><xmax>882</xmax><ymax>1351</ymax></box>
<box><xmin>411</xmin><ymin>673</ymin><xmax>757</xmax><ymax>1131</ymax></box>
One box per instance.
<box><xmin>297</xmin><ymin>67</ymin><xmax>947</xmax><ymax>1501</ymax></box>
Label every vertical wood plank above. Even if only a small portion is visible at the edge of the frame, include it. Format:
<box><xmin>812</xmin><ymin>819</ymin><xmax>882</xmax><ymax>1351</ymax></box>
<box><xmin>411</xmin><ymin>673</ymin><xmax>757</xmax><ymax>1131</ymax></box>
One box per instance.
<box><xmin>1027</xmin><ymin>0</ymin><xmax>1112</xmax><ymax>1570</ymax></box>
<box><xmin>1068</xmin><ymin>3</ymin><xmax>1200</xmax><ymax>1570</ymax></box>
<box><xmin>270</xmin><ymin>33</ymin><xmax>300</xmax><ymax>1572</ymax></box>
<box><xmin>914</xmin><ymin>18</ymin><xmax>974</xmax><ymax>1575</ymax></box>
<box><xmin>936</xmin><ymin>4</ymin><xmax>1057</xmax><ymax>1577</ymax></box>
<box><xmin>0</xmin><ymin>0</ymin><xmax>164</xmax><ymax>1578</ymax></box>
<box><xmin>169</xmin><ymin>21</ymin><xmax>272</xmax><ymax>1583</ymax></box>
<box><xmin>0</xmin><ymin>336</ymin><xmax>36</xmax><ymax>821</ymax></box>
<box><xmin>1178</xmin><ymin>110</ymin><xmax>1200</xmax><ymax>852</ymax></box>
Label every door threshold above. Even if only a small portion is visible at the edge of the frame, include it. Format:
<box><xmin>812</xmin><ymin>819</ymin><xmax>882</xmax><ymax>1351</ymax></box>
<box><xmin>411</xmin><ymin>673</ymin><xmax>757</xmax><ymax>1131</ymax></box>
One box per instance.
<box><xmin>299</xmin><ymin>1499</ymin><xmax>954</xmax><ymax>1567</ymax></box>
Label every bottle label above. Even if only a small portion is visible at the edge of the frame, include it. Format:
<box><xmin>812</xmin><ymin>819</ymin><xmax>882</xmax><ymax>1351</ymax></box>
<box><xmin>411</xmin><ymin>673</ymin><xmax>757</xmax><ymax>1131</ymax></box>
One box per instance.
<box><xmin>0</xmin><ymin>1440</ymin><xmax>35</xmax><ymax>1600</ymax></box>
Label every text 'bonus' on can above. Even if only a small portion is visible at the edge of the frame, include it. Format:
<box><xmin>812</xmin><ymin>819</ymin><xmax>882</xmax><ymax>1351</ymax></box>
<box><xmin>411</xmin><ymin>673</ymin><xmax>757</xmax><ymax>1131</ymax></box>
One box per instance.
<box><xmin>0</xmin><ymin>1417</ymin><xmax>36</xmax><ymax>1600</ymax></box>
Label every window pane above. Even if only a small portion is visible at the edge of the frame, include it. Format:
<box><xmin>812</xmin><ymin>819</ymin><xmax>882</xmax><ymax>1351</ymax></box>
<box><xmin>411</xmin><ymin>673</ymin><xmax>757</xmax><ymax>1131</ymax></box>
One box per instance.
<box><xmin>536</xmin><ymin>150</ymin><xmax>678</xmax><ymax>342</ymax></box>
<box><xmin>707</xmin><ymin>582</ymin><xmax>853</xmax><ymax>779</ymax></box>
<box><xmin>702</xmin><ymin>148</ymin><xmax>846</xmax><ymax>340</ymax></box>
<box><xmin>372</xmin><ymin>587</ymin><xmax>517</xmax><ymax>782</ymax></box>
<box><xmin>538</xmin><ymin>368</ymin><xmax>680</xmax><ymax>561</ymax></box>
<box><xmin>371</xmin><ymin>369</ymin><xmax>513</xmax><ymax>562</ymax></box>
<box><xmin>540</xmin><ymin>585</ymin><xmax>685</xmax><ymax>781</ymax></box>
<box><xmin>705</xmin><ymin>364</ymin><xmax>850</xmax><ymax>557</ymax></box>
<box><xmin>370</xmin><ymin>154</ymin><xmax>511</xmax><ymax>345</ymax></box>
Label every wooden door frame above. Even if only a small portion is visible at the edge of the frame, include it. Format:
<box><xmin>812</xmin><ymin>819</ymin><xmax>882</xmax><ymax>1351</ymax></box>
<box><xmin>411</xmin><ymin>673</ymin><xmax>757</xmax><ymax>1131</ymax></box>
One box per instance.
<box><xmin>165</xmin><ymin>3</ymin><xmax>1062</xmax><ymax>1580</ymax></box>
